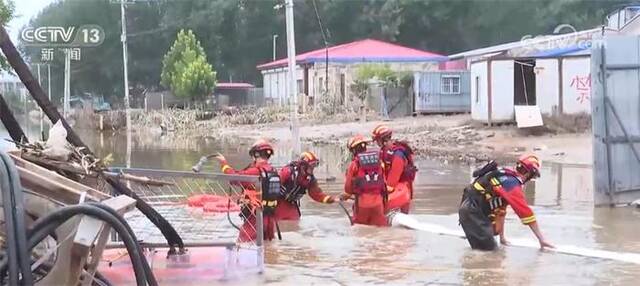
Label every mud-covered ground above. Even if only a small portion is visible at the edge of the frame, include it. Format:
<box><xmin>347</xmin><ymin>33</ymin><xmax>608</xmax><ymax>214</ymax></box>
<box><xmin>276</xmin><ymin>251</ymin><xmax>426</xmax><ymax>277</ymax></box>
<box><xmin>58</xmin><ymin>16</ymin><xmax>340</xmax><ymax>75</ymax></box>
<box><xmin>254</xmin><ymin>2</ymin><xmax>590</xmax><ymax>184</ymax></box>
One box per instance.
<box><xmin>215</xmin><ymin>114</ymin><xmax>592</xmax><ymax>166</ymax></box>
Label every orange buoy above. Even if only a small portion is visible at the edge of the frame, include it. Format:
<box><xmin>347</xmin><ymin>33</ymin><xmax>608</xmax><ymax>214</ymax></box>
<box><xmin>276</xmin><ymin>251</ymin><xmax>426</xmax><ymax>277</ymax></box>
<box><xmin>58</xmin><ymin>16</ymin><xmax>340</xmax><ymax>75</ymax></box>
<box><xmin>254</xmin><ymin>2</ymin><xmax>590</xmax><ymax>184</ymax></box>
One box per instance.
<box><xmin>203</xmin><ymin>200</ymin><xmax>240</xmax><ymax>213</ymax></box>
<box><xmin>201</xmin><ymin>194</ymin><xmax>224</xmax><ymax>203</ymax></box>
<box><xmin>187</xmin><ymin>195</ymin><xmax>205</xmax><ymax>207</ymax></box>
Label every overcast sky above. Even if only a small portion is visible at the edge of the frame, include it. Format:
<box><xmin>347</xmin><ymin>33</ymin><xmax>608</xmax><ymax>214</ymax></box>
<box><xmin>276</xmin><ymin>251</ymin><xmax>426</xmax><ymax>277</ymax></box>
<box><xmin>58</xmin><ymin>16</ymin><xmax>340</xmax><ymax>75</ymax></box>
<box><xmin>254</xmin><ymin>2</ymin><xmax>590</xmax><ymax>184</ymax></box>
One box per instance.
<box><xmin>7</xmin><ymin>0</ymin><xmax>55</xmax><ymax>41</ymax></box>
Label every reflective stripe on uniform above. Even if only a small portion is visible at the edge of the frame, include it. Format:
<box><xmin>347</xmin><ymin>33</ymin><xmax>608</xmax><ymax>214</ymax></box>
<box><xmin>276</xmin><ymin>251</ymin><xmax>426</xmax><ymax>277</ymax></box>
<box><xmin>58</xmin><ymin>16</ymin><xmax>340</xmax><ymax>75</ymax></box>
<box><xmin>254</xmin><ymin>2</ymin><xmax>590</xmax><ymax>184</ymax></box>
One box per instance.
<box><xmin>473</xmin><ymin>182</ymin><xmax>485</xmax><ymax>191</ymax></box>
<box><xmin>488</xmin><ymin>197</ymin><xmax>504</xmax><ymax>210</ymax></box>
<box><xmin>322</xmin><ymin>196</ymin><xmax>331</xmax><ymax>203</ymax></box>
<box><xmin>263</xmin><ymin>200</ymin><xmax>278</xmax><ymax>207</ymax></box>
<box><xmin>221</xmin><ymin>165</ymin><xmax>232</xmax><ymax>173</ymax></box>
<box><xmin>521</xmin><ymin>215</ymin><xmax>536</xmax><ymax>224</ymax></box>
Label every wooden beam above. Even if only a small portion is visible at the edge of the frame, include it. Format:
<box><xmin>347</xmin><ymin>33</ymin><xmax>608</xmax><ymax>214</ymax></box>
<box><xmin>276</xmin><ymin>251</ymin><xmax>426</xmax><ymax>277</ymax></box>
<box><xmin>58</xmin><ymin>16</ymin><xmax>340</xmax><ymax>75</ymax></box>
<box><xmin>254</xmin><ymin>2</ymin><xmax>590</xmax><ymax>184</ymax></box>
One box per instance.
<box><xmin>78</xmin><ymin>195</ymin><xmax>137</xmax><ymax>286</ymax></box>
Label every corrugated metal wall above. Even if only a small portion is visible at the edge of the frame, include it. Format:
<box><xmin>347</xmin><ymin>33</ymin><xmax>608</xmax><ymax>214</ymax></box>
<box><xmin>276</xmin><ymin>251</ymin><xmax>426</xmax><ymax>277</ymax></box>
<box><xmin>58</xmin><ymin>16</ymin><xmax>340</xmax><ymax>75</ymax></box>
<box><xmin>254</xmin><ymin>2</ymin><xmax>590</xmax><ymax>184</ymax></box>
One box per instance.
<box><xmin>414</xmin><ymin>71</ymin><xmax>471</xmax><ymax>113</ymax></box>
<box><xmin>592</xmin><ymin>35</ymin><xmax>640</xmax><ymax>206</ymax></box>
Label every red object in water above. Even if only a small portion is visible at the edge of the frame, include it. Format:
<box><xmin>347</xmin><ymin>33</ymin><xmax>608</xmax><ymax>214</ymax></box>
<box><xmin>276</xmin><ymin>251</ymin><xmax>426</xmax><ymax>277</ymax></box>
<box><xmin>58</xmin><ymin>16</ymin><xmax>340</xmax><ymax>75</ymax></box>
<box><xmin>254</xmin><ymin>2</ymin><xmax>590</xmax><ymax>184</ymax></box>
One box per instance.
<box><xmin>203</xmin><ymin>200</ymin><xmax>240</xmax><ymax>213</ymax></box>
<box><xmin>188</xmin><ymin>194</ymin><xmax>226</xmax><ymax>207</ymax></box>
<box><xmin>187</xmin><ymin>195</ymin><xmax>205</xmax><ymax>207</ymax></box>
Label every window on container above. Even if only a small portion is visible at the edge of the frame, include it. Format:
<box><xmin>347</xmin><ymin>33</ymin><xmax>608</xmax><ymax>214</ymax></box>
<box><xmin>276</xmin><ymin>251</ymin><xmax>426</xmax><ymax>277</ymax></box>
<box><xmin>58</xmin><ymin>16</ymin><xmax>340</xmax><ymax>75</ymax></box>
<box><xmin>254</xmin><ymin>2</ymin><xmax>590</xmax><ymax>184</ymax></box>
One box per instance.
<box><xmin>475</xmin><ymin>76</ymin><xmax>480</xmax><ymax>103</ymax></box>
<box><xmin>441</xmin><ymin>75</ymin><xmax>461</xmax><ymax>94</ymax></box>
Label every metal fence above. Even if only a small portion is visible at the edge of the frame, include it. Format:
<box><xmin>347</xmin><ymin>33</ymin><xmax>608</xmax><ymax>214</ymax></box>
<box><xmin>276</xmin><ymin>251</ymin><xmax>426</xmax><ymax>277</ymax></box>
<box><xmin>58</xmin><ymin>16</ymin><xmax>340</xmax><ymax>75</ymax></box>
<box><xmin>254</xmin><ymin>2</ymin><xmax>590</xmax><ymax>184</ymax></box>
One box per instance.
<box><xmin>100</xmin><ymin>168</ymin><xmax>265</xmax><ymax>276</ymax></box>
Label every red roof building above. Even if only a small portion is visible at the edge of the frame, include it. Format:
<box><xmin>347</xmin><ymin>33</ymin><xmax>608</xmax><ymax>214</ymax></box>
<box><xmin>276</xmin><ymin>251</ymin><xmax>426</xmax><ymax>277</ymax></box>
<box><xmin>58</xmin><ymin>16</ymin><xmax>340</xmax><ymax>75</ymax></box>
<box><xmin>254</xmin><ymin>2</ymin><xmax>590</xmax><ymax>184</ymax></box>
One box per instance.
<box><xmin>259</xmin><ymin>39</ymin><xmax>445</xmax><ymax>106</ymax></box>
<box><xmin>258</xmin><ymin>38</ymin><xmax>445</xmax><ymax>70</ymax></box>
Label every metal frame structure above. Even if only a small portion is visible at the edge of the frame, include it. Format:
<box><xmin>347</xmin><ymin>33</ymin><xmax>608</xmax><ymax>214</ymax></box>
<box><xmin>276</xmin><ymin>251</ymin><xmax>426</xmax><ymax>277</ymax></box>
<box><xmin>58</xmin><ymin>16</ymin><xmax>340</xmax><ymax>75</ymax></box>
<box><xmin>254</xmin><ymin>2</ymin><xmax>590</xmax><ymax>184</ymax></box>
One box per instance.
<box><xmin>104</xmin><ymin>168</ymin><xmax>265</xmax><ymax>275</ymax></box>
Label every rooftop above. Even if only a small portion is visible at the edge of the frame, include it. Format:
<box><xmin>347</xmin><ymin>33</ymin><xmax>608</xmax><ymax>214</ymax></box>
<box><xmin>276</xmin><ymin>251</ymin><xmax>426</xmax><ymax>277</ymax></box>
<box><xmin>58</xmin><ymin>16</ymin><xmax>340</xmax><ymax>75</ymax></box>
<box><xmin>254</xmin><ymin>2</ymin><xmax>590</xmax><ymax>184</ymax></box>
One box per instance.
<box><xmin>257</xmin><ymin>38</ymin><xmax>446</xmax><ymax>70</ymax></box>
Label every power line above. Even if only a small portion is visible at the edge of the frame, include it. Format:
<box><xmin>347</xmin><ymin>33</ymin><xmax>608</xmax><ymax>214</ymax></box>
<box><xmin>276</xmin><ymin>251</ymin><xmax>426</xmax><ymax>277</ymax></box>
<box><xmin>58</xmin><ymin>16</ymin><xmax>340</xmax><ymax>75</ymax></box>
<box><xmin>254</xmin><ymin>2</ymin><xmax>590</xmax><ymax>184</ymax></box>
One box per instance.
<box><xmin>311</xmin><ymin>0</ymin><xmax>330</xmax><ymax>93</ymax></box>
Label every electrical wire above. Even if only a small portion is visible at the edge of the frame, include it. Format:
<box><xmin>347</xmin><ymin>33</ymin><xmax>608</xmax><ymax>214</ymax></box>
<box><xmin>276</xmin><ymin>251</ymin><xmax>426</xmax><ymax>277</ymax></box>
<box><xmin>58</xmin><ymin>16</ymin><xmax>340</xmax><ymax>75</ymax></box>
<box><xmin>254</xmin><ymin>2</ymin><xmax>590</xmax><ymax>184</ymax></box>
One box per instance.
<box><xmin>311</xmin><ymin>0</ymin><xmax>330</xmax><ymax>92</ymax></box>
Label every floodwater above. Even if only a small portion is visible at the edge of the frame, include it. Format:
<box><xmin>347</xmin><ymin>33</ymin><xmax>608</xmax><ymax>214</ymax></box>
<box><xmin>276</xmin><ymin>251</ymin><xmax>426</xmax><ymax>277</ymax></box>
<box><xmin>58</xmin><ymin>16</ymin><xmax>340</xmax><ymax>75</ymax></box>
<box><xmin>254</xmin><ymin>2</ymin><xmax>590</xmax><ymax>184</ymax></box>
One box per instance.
<box><xmin>2</xmin><ymin>124</ymin><xmax>640</xmax><ymax>285</ymax></box>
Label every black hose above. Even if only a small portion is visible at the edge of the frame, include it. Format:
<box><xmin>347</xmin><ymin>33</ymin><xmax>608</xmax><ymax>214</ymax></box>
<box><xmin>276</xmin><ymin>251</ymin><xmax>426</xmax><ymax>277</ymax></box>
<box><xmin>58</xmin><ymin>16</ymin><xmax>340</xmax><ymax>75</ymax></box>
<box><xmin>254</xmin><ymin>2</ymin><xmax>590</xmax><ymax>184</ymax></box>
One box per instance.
<box><xmin>0</xmin><ymin>151</ymin><xmax>34</xmax><ymax>285</ymax></box>
<box><xmin>0</xmin><ymin>205</ymin><xmax>150</xmax><ymax>286</ymax></box>
<box><xmin>338</xmin><ymin>201</ymin><xmax>354</xmax><ymax>226</ymax></box>
<box><xmin>106</xmin><ymin>177</ymin><xmax>184</xmax><ymax>250</ymax></box>
<box><xmin>87</xmin><ymin>202</ymin><xmax>157</xmax><ymax>286</ymax></box>
<box><xmin>0</xmin><ymin>152</ymin><xmax>19</xmax><ymax>285</ymax></box>
<box><xmin>28</xmin><ymin>205</ymin><xmax>151</xmax><ymax>286</ymax></box>
<box><xmin>226</xmin><ymin>197</ymin><xmax>241</xmax><ymax>231</ymax></box>
<box><xmin>93</xmin><ymin>271</ymin><xmax>113</xmax><ymax>286</ymax></box>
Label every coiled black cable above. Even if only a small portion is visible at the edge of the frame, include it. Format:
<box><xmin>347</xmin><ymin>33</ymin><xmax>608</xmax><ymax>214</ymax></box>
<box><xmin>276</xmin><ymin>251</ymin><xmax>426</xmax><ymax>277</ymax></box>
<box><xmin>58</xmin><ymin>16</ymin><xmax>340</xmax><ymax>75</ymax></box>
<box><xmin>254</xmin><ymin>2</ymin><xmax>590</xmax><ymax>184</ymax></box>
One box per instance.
<box><xmin>87</xmin><ymin>202</ymin><xmax>157</xmax><ymax>286</ymax></box>
<box><xmin>0</xmin><ymin>205</ymin><xmax>152</xmax><ymax>286</ymax></box>
<box><xmin>0</xmin><ymin>151</ymin><xmax>34</xmax><ymax>285</ymax></box>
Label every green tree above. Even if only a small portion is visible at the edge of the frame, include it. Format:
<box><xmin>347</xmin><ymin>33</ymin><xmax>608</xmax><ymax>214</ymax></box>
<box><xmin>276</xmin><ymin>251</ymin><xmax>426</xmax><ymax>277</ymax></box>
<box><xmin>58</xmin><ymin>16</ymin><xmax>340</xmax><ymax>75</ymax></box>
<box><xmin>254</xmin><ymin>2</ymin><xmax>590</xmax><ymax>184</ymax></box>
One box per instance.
<box><xmin>1</xmin><ymin>0</ymin><xmax>15</xmax><ymax>72</ymax></box>
<box><xmin>161</xmin><ymin>29</ymin><xmax>216</xmax><ymax>101</ymax></box>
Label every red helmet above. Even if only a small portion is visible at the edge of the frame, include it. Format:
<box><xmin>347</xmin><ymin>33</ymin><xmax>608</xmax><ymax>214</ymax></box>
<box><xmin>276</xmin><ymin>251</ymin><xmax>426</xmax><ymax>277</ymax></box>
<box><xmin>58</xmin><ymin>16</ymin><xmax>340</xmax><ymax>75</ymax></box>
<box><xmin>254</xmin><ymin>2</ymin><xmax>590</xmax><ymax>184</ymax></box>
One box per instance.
<box><xmin>249</xmin><ymin>139</ymin><xmax>274</xmax><ymax>157</ymax></box>
<box><xmin>348</xmin><ymin>134</ymin><xmax>368</xmax><ymax>151</ymax></box>
<box><xmin>300</xmin><ymin>151</ymin><xmax>320</xmax><ymax>167</ymax></box>
<box><xmin>372</xmin><ymin>125</ymin><xmax>392</xmax><ymax>142</ymax></box>
<box><xmin>516</xmin><ymin>154</ymin><xmax>541</xmax><ymax>179</ymax></box>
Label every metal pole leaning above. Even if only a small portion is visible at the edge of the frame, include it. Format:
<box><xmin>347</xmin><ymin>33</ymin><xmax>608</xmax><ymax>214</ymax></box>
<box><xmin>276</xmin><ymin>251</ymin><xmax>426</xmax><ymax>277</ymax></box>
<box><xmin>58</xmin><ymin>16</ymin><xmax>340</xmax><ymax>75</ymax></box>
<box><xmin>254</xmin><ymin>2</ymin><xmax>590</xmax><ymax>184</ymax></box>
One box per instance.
<box><xmin>255</xmin><ymin>182</ymin><xmax>265</xmax><ymax>273</ymax></box>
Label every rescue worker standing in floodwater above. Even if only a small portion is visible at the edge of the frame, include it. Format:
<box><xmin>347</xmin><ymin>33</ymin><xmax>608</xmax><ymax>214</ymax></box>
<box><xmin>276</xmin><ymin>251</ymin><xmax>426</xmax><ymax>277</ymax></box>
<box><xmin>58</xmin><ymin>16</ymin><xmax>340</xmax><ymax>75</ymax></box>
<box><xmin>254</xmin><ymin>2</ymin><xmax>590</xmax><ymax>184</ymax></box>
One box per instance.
<box><xmin>276</xmin><ymin>151</ymin><xmax>336</xmax><ymax>220</ymax></box>
<box><xmin>372</xmin><ymin>125</ymin><xmax>417</xmax><ymax>214</ymax></box>
<box><xmin>339</xmin><ymin>135</ymin><xmax>388</xmax><ymax>227</ymax></box>
<box><xmin>214</xmin><ymin>139</ymin><xmax>279</xmax><ymax>242</ymax></box>
<box><xmin>458</xmin><ymin>154</ymin><xmax>554</xmax><ymax>250</ymax></box>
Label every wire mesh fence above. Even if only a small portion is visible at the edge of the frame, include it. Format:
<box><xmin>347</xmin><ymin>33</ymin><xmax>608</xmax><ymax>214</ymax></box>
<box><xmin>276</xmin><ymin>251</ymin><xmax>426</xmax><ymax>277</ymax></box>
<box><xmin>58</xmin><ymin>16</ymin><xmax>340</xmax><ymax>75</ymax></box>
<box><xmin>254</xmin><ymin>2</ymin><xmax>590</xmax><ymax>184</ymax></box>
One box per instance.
<box><xmin>100</xmin><ymin>169</ymin><xmax>264</xmax><ymax>248</ymax></box>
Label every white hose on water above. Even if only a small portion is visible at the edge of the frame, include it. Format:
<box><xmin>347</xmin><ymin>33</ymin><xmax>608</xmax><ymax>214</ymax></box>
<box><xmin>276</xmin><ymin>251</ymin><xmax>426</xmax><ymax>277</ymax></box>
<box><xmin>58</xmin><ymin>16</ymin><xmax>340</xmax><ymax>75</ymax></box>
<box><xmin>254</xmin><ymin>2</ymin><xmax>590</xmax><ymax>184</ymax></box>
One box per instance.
<box><xmin>387</xmin><ymin>212</ymin><xmax>640</xmax><ymax>265</ymax></box>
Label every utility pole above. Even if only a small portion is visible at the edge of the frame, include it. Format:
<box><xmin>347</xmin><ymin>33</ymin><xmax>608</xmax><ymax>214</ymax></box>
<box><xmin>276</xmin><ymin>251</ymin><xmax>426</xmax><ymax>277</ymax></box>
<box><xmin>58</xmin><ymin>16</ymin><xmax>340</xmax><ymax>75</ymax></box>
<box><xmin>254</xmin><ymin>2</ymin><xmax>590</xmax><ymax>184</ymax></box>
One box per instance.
<box><xmin>63</xmin><ymin>49</ymin><xmax>70</xmax><ymax>118</ymax></box>
<box><xmin>285</xmin><ymin>0</ymin><xmax>300</xmax><ymax>156</ymax></box>
<box><xmin>273</xmin><ymin>34</ymin><xmax>278</xmax><ymax>61</ymax></box>
<box><xmin>47</xmin><ymin>64</ymin><xmax>51</xmax><ymax>106</ymax></box>
<box><xmin>37</xmin><ymin>64</ymin><xmax>43</xmax><ymax>137</ymax></box>
<box><xmin>47</xmin><ymin>63</ymin><xmax>51</xmax><ymax>131</ymax></box>
<box><xmin>121</xmin><ymin>0</ymin><xmax>132</xmax><ymax>169</ymax></box>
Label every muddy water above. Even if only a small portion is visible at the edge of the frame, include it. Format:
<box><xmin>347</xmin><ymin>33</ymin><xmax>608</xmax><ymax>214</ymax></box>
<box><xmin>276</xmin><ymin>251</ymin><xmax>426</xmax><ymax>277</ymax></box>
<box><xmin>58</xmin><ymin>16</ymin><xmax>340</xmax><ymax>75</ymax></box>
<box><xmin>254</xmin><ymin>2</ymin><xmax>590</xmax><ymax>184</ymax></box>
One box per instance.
<box><xmin>2</xmin><ymin>127</ymin><xmax>639</xmax><ymax>285</ymax></box>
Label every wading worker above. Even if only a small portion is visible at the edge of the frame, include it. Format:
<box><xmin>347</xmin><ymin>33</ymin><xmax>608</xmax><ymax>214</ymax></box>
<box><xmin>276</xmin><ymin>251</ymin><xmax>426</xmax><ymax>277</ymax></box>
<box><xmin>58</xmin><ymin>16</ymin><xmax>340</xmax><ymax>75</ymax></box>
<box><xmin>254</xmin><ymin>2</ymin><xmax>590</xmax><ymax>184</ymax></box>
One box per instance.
<box><xmin>215</xmin><ymin>139</ymin><xmax>279</xmax><ymax>242</ymax></box>
<box><xmin>339</xmin><ymin>135</ymin><xmax>388</xmax><ymax>227</ymax></box>
<box><xmin>276</xmin><ymin>151</ymin><xmax>336</xmax><ymax>220</ymax></box>
<box><xmin>458</xmin><ymin>154</ymin><xmax>554</xmax><ymax>250</ymax></box>
<box><xmin>371</xmin><ymin>125</ymin><xmax>417</xmax><ymax>214</ymax></box>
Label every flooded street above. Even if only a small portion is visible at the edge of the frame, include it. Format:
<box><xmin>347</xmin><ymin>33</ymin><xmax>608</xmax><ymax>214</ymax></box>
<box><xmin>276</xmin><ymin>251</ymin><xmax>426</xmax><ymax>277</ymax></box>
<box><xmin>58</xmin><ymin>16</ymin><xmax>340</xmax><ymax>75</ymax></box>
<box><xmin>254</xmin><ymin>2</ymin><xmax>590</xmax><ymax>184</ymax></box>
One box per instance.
<box><xmin>2</xmin><ymin>127</ymin><xmax>639</xmax><ymax>285</ymax></box>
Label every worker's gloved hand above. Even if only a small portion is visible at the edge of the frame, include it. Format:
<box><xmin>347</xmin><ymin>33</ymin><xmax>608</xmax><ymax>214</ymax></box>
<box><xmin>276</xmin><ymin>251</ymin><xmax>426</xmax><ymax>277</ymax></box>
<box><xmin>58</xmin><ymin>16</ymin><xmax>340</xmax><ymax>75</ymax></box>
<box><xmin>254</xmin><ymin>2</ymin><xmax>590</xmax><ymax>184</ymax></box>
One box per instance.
<box><xmin>324</xmin><ymin>196</ymin><xmax>336</xmax><ymax>204</ymax></box>
<box><xmin>214</xmin><ymin>153</ymin><xmax>227</xmax><ymax>165</ymax></box>
<box><xmin>339</xmin><ymin>193</ymin><xmax>352</xmax><ymax>201</ymax></box>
